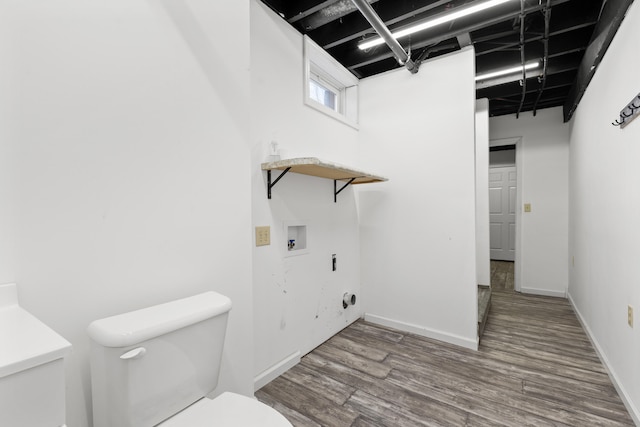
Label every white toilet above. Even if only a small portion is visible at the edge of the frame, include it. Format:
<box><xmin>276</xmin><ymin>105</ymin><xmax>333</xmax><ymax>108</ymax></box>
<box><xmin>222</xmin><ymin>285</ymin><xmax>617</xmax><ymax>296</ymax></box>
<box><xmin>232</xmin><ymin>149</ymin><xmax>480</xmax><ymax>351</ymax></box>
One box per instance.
<box><xmin>87</xmin><ymin>291</ymin><xmax>292</xmax><ymax>427</ymax></box>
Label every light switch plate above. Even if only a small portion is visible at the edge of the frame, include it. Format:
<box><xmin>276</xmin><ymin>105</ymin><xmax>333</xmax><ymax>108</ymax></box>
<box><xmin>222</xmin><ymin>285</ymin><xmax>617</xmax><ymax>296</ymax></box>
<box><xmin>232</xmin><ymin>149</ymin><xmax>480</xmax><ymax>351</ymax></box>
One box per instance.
<box><xmin>524</xmin><ymin>203</ymin><xmax>532</xmax><ymax>213</ymax></box>
<box><xmin>629</xmin><ymin>305</ymin><xmax>634</xmax><ymax>328</ymax></box>
<box><xmin>256</xmin><ymin>226</ymin><xmax>270</xmax><ymax>246</ymax></box>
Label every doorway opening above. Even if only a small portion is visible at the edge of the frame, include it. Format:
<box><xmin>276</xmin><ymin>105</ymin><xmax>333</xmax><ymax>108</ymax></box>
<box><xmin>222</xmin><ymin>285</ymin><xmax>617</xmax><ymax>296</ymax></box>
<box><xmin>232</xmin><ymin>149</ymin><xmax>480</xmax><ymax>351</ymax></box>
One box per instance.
<box><xmin>489</xmin><ymin>141</ymin><xmax>519</xmax><ymax>292</ymax></box>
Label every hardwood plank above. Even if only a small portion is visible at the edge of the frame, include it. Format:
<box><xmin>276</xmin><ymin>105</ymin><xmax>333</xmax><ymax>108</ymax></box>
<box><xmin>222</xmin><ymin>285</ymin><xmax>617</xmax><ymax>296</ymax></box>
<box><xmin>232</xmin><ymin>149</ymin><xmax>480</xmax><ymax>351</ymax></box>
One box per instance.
<box><xmin>351</xmin><ymin>320</ymin><xmax>624</xmax><ymax>403</ymax></box>
<box><xmin>346</xmin><ymin>320</ymin><xmax>404</xmax><ymax>343</ymax></box>
<box><xmin>479</xmin><ymin>334</ymin><xmax>607</xmax><ymax>374</ymax></box>
<box><xmin>388</xmin><ymin>356</ymin><xmax>629</xmax><ymax>426</ymax></box>
<box><xmin>344</xmin><ymin>391</ymin><xmax>434</xmax><ymax>427</ymax></box>
<box><xmin>324</xmin><ymin>333</ymin><xmax>389</xmax><ymax>362</ymax></box>
<box><xmin>402</xmin><ymin>335</ymin><xmax>621</xmax><ymax>400</ymax></box>
<box><xmin>313</xmin><ymin>341</ymin><xmax>392</xmax><ymax>379</ymax></box>
<box><xmin>387</xmin><ymin>369</ymin><xmax>570</xmax><ymax>426</ymax></box>
<box><xmin>257</xmin><ymin>375</ymin><xmax>359</xmax><ymax>426</ymax></box>
<box><xmin>256</xmin><ymin>292</ymin><xmax>634</xmax><ymax>426</ymax></box>
<box><xmin>488</xmin><ymin>312</ymin><xmax>590</xmax><ymax>338</ymax></box>
<box><xmin>482</xmin><ymin>327</ymin><xmax>602</xmax><ymax>363</ymax></box>
<box><xmin>523</xmin><ymin>379</ymin><xmax>632</xmax><ymax>424</ymax></box>
<box><xmin>350</xmin><ymin>415</ymin><xmax>394</xmax><ymax>427</ymax></box>
<box><xmin>302</xmin><ymin>352</ymin><xmax>471</xmax><ymax>426</ymax></box>
<box><xmin>484</xmin><ymin>320</ymin><xmax>598</xmax><ymax>354</ymax></box>
<box><xmin>300</xmin><ymin>352</ymin><xmax>389</xmax><ymax>394</ymax></box>
<box><xmin>281</xmin><ymin>363</ymin><xmax>356</xmax><ymax>405</ymax></box>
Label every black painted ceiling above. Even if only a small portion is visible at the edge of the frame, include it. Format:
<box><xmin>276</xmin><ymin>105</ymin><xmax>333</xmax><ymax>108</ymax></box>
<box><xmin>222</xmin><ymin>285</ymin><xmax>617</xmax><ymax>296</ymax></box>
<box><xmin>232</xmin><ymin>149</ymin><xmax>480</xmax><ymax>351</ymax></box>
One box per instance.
<box><xmin>258</xmin><ymin>0</ymin><xmax>609</xmax><ymax>118</ymax></box>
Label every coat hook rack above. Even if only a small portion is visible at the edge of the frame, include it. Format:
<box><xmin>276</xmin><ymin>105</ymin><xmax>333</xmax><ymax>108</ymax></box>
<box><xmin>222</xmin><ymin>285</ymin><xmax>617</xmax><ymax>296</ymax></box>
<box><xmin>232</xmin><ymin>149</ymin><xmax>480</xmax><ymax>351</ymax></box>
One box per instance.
<box><xmin>613</xmin><ymin>93</ymin><xmax>640</xmax><ymax>128</ymax></box>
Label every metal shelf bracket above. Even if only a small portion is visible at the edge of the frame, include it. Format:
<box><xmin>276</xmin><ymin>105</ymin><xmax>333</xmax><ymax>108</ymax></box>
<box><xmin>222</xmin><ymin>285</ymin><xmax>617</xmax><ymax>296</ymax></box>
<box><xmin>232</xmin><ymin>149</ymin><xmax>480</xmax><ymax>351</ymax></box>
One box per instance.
<box><xmin>267</xmin><ymin>167</ymin><xmax>291</xmax><ymax>199</ymax></box>
<box><xmin>334</xmin><ymin>178</ymin><xmax>356</xmax><ymax>203</ymax></box>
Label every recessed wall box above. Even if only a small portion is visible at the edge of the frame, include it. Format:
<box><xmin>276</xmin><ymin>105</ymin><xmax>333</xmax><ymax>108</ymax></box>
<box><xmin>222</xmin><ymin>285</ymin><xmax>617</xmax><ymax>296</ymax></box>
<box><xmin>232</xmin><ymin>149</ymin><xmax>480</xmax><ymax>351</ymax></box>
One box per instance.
<box><xmin>284</xmin><ymin>222</ymin><xmax>308</xmax><ymax>257</ymax></box>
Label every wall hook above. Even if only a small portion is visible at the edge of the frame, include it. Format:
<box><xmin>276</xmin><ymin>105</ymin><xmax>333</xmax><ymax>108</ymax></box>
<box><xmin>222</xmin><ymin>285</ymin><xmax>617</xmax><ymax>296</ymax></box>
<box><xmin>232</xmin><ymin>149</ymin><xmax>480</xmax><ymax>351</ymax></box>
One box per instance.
<box><xmin>612</xmin><ymin>91</ymin><xmax>640</xmax><ymax>129</ymax></box>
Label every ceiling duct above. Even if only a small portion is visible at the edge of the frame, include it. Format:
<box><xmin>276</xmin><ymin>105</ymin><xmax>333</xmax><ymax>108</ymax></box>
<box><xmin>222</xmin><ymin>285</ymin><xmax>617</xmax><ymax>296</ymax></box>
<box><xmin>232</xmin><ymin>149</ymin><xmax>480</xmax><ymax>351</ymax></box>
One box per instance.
<box><xmin>350</xmin><ymin>0</ymin><xmax>418</xmax><ymax>74</ymax></box>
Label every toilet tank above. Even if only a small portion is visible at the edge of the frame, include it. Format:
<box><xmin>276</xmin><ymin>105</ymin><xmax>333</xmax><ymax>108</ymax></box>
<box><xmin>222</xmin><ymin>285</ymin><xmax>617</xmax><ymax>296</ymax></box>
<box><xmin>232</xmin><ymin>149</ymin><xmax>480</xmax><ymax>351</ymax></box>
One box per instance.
<box><xmin>88</xmin><ymin>292</ymin><xmax>232</xmax><ymax>427</ymax></box>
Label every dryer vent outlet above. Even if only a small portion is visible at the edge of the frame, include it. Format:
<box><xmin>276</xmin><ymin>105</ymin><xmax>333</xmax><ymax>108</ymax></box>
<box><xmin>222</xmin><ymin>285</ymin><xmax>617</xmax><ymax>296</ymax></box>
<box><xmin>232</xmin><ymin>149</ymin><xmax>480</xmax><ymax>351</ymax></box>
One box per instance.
<box><xmin>343</xmin><ymin>292</ymin><xmax>356</xmax><ymax>309</ymax></box>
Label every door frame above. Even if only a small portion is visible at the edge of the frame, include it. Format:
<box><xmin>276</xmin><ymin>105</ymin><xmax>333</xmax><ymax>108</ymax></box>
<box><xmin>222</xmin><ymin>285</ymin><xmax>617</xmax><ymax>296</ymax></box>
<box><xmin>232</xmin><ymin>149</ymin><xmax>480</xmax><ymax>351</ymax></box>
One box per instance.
<box><xmin>489</xmin><ymin>136</ymin><xmax>522</xmax><ymax>292</ymax></box>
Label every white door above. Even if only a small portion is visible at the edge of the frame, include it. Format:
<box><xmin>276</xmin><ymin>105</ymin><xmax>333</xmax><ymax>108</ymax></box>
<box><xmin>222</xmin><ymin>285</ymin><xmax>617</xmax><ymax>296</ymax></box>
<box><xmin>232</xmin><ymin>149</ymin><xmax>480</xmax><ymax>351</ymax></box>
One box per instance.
<box><xmin>489</xmin><ymin>166</ymin><xmax>516</xmax><ymax>261</ymax></box>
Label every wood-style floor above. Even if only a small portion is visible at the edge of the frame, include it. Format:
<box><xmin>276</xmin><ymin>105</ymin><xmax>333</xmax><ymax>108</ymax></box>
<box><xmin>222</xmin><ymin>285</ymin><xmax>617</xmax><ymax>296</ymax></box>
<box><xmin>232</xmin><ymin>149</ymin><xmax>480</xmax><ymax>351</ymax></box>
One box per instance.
<box><xmin>491</xmin><ymin>260</ymin><xmax>514</xmax><ymax>291</ymax></box>
<box><xmin>256</xmin><ymin>291</ymin><xmax>634</xmax><ymax>426</ymax></box>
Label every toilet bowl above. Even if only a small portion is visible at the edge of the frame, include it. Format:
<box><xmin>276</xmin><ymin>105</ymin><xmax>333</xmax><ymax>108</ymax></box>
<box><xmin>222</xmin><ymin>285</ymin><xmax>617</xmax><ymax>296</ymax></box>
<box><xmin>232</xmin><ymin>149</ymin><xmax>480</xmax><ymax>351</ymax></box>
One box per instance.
<box><xmin>160</xmin><ymin>392</ymin><xmax>291</xmax><ymax>427</ymax></box>
<box><xmin>88</xmin><ymin>291</ymin><xmax>292</xmax><ymax>427</ymax></box>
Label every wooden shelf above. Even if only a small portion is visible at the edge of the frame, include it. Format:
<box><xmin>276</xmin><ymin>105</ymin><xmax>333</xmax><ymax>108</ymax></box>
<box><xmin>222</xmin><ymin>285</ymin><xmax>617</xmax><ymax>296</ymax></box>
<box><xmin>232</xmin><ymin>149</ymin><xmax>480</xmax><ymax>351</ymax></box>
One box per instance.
<box><xmin>261</xmin><ymin>157</ymin><xmax>388</xmax><ymax>202</ymax></box>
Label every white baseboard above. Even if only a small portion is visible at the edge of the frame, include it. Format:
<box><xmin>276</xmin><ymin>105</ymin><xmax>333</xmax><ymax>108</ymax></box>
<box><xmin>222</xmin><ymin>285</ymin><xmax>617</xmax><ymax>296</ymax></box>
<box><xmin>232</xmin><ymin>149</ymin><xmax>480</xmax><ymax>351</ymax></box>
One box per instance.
<box><xmin>568</xmin><ymin>294</ymin><xmax>640</xmax><ymax>426</ymax></box>
<box><xmin>253</xmin><ymin>350</ymin><xmax>301</xmax><ymax>392</ymax></box>
<box><xmin>364</xmin><ymin>313</ymin><xmax>478</xmax><ymax>351</ymax></box>
<box><xmin>521</xmin><ymin>287</ymin><xmax>567</xmax><ymax>298</ymax></box>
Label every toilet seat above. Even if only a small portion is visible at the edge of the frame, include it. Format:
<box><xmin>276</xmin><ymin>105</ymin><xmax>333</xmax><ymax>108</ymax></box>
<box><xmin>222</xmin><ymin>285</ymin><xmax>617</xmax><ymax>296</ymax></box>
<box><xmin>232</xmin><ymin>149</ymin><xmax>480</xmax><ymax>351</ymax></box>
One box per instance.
<box><xmin>159</xmin><ymin>392</ymin><xmax>293</xmax><ymax>427</ymax></box>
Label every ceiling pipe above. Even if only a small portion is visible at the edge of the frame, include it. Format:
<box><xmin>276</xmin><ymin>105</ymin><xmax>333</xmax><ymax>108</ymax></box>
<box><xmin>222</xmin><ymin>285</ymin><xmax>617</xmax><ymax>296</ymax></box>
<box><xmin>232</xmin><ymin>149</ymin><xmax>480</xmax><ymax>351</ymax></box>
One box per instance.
<box><xmin>532</xmin><ymin>0</ymin><xmax>552</xmax><ymax>116</ymax></box>
<box><xmin>350</xmin><ymin>0</ymin><xmax>418</xmax><ymax>74</ymax></box>
<box><xmin>516</xmin><ymin>0</ymin><xmax>527</xmax><ymax>118</ymax></box>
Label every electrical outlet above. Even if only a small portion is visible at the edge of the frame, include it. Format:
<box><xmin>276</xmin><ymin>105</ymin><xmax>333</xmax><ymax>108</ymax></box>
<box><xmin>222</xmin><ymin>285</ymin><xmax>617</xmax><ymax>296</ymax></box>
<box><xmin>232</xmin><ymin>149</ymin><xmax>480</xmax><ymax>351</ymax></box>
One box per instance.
<box><xmin>628</xmin><ymin>305</ymin><xmax>634</xmax><ymax>328</ymax></box>
<box><xmin>255</xmin><ymin>226</ymin><xmax>270</xmax><ymax>246</ymax></box>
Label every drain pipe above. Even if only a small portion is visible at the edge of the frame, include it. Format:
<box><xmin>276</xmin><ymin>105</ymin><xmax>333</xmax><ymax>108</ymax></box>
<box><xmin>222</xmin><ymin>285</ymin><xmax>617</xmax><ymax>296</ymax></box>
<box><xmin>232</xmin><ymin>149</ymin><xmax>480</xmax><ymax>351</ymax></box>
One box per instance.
<box><xmin>350</xmin><ymin>0</ymin><xmax>418</xmax><ymax>74</ymax></box>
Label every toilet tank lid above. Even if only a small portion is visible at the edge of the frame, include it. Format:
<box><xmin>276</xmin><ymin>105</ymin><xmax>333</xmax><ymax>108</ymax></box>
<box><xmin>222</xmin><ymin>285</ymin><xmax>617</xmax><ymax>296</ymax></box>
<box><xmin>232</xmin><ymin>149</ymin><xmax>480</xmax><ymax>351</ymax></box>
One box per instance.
<box><xmin>87</xmin><ymin>291</ymin><xmax>232</xmax><ymax>348</ymax></box>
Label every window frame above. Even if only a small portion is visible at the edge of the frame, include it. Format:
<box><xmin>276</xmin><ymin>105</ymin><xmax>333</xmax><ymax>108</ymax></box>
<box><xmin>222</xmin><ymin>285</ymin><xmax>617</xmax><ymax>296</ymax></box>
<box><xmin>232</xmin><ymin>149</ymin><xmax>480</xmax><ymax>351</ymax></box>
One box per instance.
<box><xmin>309</xmin><ymin>72</ymin><xmax>342</xmax><ymax>113</ymax></box>
<box><xmin>303</xmin><ymin>36</ymin><xmax>359</xmax><ymax>129</ymax></box>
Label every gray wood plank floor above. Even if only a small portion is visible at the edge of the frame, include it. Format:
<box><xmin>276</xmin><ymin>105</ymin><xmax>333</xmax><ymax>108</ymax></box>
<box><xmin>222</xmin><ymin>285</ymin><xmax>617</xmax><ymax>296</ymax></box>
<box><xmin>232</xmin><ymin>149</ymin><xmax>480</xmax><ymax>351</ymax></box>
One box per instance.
<box><xmin>256</xmin><ymin>291</ymin><xmax>635</xmax><ymax>426</ymax></box>
<box><xmin>491</xmin><ymin>260</ymin><xmax>514</xmax><ymax>291</ymax></box>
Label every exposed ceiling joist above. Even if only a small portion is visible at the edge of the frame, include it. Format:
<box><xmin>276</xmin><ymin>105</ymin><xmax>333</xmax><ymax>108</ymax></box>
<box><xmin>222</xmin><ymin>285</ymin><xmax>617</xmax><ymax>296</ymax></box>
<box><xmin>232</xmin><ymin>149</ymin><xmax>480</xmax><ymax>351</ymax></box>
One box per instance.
<box><xmin>336</xmin><ymin>0</ymin><xmax>572</xmax><ymax>72</ymax></box>
<box><xmin>314</xmin><ymin>0</ymin><xmax>454</xmax><ymax>49</ymax></box>
<box><xmin>475</xmin><ymin>20</ymin><xmax>597</xmax><ymax>56</ymax></box>
<box><xmin>292</xmin><ymin>0</ymin><xmax>380</xmax><ymax>30</ymax></box>
<box><xmin>286</xmin><ymin>0</ymin><xmax>343</xmax><ymax>22</ymax></box>
<box><xmin>260</xmin><ymin>0</ymin><xmax>611</xmax><ymax>117</ymax></box>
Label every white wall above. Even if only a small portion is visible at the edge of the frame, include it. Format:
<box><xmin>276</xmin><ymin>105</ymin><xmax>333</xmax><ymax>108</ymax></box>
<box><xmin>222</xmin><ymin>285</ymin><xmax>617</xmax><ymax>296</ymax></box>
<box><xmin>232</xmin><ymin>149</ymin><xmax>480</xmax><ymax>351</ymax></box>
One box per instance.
<box><xmin>568</xmin><ymin>1</ymin><xmax>640</xmax><ymax>422</ymax></box>
<box><xmin>358</xmin><ymin>48</ymin><xmax>479</xmax><ymax>349</ymax></box>
<box><xmin>251</xmin><ymin>1</ymin><xmax>362</xmax><ymax>387</ymax></box>
<box><xmin>490</xmin><ymin>107</ymin><xmax>569</xmax><ymax>296</ymax></box>
<box><xmin>476</xmin><ymin>99</ymin><xmax>491</xmax><ymax>287</ymax></box>
<box><xmin>0</xmin><ymin>1</ymin><xmax>253</xmax><ymax>425</ymax></box>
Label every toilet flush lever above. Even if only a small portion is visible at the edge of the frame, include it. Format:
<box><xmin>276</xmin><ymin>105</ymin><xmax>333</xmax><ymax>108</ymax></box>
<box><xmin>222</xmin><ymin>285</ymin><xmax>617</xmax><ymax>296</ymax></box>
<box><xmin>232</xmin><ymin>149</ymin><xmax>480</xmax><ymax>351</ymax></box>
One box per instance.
<box><xmin>120</xmin><ymin>347</ymin><xmax>147</xmax><ymax>360</ymax></box>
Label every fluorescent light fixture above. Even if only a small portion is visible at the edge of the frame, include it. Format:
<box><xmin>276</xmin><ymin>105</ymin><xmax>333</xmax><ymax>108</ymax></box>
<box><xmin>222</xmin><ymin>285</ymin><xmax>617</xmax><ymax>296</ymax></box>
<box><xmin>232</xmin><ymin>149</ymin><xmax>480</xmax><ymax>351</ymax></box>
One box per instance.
<box><xmin>475</xmin><ymin>61</ymin><xmax>540</xmax><ymax>81</ymax></box>
<box><xmin>358</xmin><ymin>0</ymin><xmax>516</xmax><ymax>50</ymax></box>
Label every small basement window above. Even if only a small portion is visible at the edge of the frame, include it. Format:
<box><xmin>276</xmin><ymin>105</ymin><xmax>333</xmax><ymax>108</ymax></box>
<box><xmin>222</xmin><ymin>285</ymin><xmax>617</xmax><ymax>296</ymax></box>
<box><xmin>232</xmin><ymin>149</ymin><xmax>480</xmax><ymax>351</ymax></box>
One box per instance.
<box><xmin>304</xmin><ymin>36</ymin><xmax>359</xmax><ymax>128</ymax></box>
<box><xmin>309</xmin><ymin>75</ymin><xmax>339</xmax><ymax>112</ymax></box>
